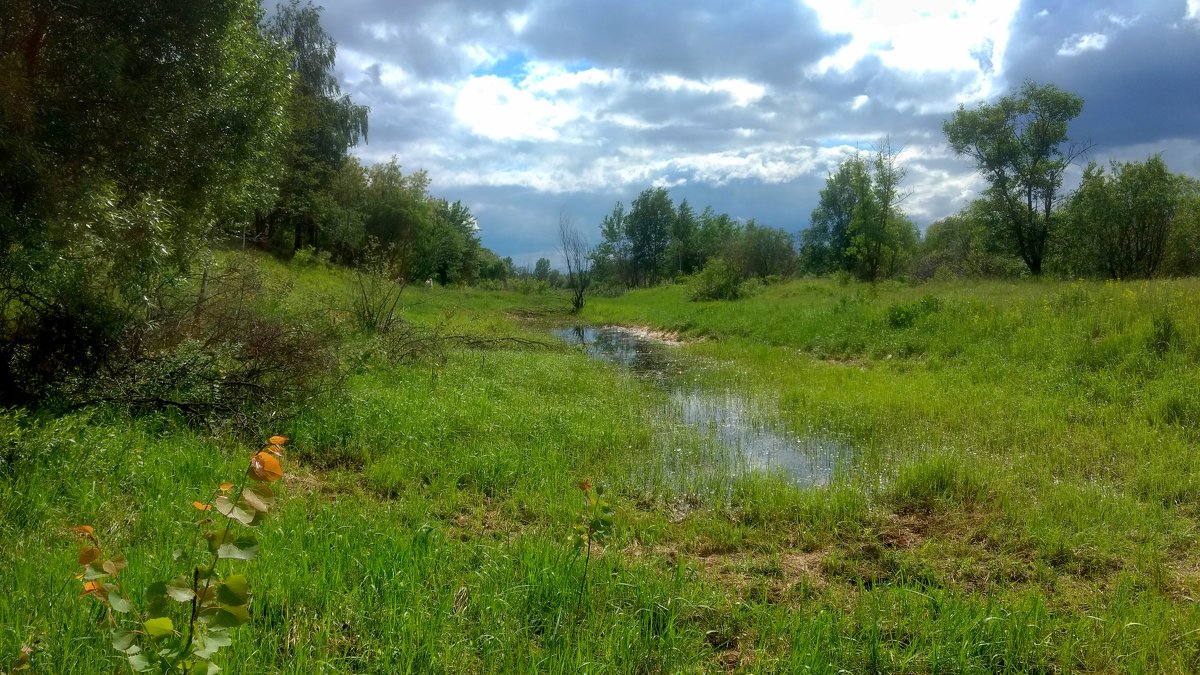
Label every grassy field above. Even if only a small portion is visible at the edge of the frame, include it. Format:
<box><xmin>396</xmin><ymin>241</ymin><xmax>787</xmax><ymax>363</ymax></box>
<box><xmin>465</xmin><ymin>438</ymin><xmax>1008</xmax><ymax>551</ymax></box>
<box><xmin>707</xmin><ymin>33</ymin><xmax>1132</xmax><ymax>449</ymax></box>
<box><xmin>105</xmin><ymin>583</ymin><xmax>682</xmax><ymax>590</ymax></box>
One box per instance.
<box><xmin>3</xmin><ymin>257</ymin><xmax>1200</xmax><ymax>672</ymax></box>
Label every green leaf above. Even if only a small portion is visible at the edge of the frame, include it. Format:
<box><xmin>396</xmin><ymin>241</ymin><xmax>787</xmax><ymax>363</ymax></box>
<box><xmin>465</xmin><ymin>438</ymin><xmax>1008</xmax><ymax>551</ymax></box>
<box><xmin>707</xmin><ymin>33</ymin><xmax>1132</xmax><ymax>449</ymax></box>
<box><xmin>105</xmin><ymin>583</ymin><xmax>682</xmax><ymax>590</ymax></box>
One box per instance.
<box><xmin>143</xmin><ymin>617</ymin><xmax>175</xmax><ymax>641</ymax></box>
<box><xmin>217</xmin><ymin>534</ymin><xmax>259</xmax><ymax>561</ymax></box>
<box><xmin>207</xmin><ymin>603</ymin><xmax>250</xmax><ymax>628</ymax></box>
<box><xmin>241</xmin><ymin>485</ymin><xmax>275</xmax><ymax>513</ymax></box>
<box><xmin>82</xmin><ymin>566</ymin><xmax>109</xmax><ymax>580</ymax></box>
<box><xmin>214</xmin><ymin>495</ymin><xmax>255</xmax><ymax>525</ymax></box>
<box><xmin>217</xmin><ymin>574</ymin><xmax>250</xmax><ymax>606</ymax></box>
<box><xmin>127</xmin><ymin>653</ymin><xmax>153</xmax><ymax>672</ymax></box>
<box><xmin>166</xmin><ymin>577</ymin><xmax>195</xmax><ymax>602</ymax></box>
<box><xmin>206</xmin><ymin>529</ymin><xmax>234</xmax><ymax>555</ymax></box>
<box><xmin>145</xmin><ymin>582</ymin><xmax>172</xmax><ymax>618</ymax></box>
<box><xmin>107</xmin><ymin>590</ymin><xmax>132</xmax><ymax>613</ymax></box>
<box><xmin>188</xmin><ymin>659</ymin><xmax>219</xmax><ymax>675</ymax></box>
<box><xmin>192</xmin><ymin>628</ymin><xmax>232</xmax><ymax>659</ymax></box>
<box><xmin>111</xmin><ymin>629</ymin><xmax>137</xmax><ymax>653</ymax></box>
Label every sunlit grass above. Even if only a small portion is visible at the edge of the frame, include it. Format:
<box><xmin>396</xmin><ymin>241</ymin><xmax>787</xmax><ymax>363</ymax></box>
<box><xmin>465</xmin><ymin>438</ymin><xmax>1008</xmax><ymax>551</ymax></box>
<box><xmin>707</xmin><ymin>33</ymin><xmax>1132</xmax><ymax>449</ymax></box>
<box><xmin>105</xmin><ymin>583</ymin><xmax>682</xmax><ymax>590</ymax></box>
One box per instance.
<box><xmin>4</xmin><ymin>265</ymin><xmax>1200</xmax><ymax>671</ymax></box>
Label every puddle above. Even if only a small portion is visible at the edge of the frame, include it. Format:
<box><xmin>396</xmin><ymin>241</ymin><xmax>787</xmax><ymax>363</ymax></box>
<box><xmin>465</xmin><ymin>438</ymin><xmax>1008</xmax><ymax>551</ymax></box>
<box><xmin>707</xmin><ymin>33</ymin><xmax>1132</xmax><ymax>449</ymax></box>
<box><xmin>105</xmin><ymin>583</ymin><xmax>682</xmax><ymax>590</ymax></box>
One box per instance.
<box><xmin>555</xmin><ymin>326</ymin><xmax>851</xmax><ymax>486</ymax></box>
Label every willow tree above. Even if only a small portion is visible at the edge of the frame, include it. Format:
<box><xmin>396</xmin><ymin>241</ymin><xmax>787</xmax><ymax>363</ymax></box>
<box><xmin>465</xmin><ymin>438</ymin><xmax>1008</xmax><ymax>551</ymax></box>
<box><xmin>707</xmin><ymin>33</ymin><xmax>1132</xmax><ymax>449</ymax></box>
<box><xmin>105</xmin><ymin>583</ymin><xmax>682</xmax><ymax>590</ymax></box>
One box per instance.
<box><xmin>0</xmin><ymin>0</ymin><xmax>293</xmax><ymax>402</ymax></box>
<box><xmin>943</xmin><ymin>81</ymin><xmax>1086</xmax><ymax>275</ymax></box>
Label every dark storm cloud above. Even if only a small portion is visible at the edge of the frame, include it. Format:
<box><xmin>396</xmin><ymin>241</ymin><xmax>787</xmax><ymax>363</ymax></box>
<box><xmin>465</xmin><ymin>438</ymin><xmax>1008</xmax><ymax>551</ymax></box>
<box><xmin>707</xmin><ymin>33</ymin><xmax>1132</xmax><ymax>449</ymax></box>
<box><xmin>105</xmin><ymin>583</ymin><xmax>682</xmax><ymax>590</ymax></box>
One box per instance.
<box><xmin>519</xmin><ymin>0</ymin><xmax>847</xmax><ymax>85</ymax></box>
<box><xmin>1003</xmin><ymin>2</ymin><xmax>1200</xmax><ymax>151</ymax></box>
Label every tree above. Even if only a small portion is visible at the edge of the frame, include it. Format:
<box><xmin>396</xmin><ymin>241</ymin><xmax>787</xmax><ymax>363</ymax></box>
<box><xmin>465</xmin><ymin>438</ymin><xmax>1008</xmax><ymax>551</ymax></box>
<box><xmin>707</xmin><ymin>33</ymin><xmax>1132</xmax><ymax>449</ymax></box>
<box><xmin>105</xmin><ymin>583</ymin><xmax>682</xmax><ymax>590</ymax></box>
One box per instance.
<box><xmin>1063</xmin><ymin>155</ymin><xmax>1184</xmax><ymax>279</ymax></box>
<box><xmin>534</xmin><ymin>257</ymin><xmax>552</xmax><ymax>281</ymax></box>
<box><xmin>361</xmin><ymin>160</ymin><xmax>432</xmax><ymax>279</ymax></box>
<box><xmin>696</xmin><ymin>207</ymin><xmax>739</xmax><ymax>268</ymax></box>
<box><xmin>847</xmin><ymin>140</ymin><xmax>912</xmax><ymax>282</ymax></box>
<box><xmin>263</xmin><ymin>0</ymin><xmax>368</xmax><ymax>253</ymax></box>
<box><xmin>559</xmin><ymin>211</ymin><xmax>593</xmax><ymax>312</ymax></box>
<box><xmin>733</xmin><ymin>220</ymin><xmax>796</xmax><ymax>279</ymax></box>
<box><xmin>943</xmin><ymin>81</ymin><xmax>1086</xmax><ymax>275</ymax></box>
<box><xmin>802</xmin><ymin>156</ymin><xmax>866</xmax><ymax>274</ymax></box>
<box><xmin>0</xmin><ymin>0</ymin><xmax>293</xmax><ymax>403</ymax></box>
<box><xmin>669</xmin><ymin>199</ymin><xmax>699</xmax><ymax>277</ymax></box>
<box><xmin>592</xmin><ymin>202</ymin><xmax>628</xmax><ymax>286</ymax></box>
<box><xmin>625</xmin><ymin>187</ymin><xmax>674</xmax><ymax>285</ymax></box>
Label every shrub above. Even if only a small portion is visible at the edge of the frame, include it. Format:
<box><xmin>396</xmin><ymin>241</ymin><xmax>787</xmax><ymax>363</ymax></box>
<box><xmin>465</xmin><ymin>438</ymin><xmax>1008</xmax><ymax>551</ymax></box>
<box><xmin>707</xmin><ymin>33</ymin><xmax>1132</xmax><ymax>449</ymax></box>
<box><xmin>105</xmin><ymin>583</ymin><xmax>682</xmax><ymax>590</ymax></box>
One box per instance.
<box><xmin>690</xmin><ymin>257</ymin><xmax>743</xmax><ymax>301</ymax></box>
<box><xmin>885</xmin><ymin>295</ymin><xmax>943</xmax><ymax>329</ymax></box>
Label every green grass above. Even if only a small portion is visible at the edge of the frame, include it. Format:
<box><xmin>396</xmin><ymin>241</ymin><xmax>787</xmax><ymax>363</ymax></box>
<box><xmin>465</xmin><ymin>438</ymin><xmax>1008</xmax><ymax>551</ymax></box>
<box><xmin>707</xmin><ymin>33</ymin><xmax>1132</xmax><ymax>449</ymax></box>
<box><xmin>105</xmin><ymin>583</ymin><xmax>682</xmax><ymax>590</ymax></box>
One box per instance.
<box><xmin>4</xmin><ymin>261</ymin><xmax>1200</xmax><ymax>672</ymax></box>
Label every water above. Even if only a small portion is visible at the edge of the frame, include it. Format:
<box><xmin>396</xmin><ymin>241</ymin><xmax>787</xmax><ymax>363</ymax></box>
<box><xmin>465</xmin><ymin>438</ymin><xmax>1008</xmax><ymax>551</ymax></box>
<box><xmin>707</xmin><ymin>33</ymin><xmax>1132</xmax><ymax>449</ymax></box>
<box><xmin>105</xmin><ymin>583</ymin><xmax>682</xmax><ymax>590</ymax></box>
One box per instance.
<box><xmin>555</xmin><ymin>326</ymin><xmax>851</xmax><ymax>486</ymax></box>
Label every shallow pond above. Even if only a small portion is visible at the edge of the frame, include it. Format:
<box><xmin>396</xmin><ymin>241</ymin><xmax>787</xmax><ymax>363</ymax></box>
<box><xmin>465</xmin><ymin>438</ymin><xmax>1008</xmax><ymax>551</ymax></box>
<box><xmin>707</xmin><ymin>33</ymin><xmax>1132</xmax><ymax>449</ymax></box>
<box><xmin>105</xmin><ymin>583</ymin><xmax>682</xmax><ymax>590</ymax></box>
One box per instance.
<box><xmin>555</xmin><ymin>326</ymin><xmax>852</xmax><ymax>487</ymax></box>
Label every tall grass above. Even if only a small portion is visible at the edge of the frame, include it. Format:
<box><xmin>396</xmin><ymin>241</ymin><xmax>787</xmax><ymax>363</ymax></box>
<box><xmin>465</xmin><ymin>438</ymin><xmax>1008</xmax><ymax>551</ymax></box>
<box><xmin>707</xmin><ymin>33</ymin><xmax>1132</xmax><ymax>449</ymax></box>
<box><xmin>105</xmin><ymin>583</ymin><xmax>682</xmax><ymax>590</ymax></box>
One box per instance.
<box><xmin>5</xmin><ymin>264</ymin><xmax>1200</xmax><ymax>671</ymax></box>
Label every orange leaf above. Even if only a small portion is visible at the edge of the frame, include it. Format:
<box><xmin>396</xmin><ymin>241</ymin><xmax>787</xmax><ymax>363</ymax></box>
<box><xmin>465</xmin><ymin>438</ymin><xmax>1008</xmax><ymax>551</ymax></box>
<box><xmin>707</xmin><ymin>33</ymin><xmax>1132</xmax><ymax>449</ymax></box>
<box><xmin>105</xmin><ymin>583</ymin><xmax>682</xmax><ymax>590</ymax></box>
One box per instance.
<box><xmin>269</xmin><ymin>435</ymin><xmax>288</xmax><ymax>446</ymax></box>
<box><xmin>248</xmin><ymin>451</ymin><xmax>284</xmax><ymax>482</ymax></box>
<box><xmin>578</xmin><ymin>480</ymin><xmax>592</xmax><ymax>493</ymax></box>
<box><xmin>79</xmin><ymin>545</ymin><xmax>102</xmax><ymax>567</ymax></box>
<box><xmin>72</xmin><ymin>525</ymin><xmax>95</xmax><ymax>537</ymax></box>
<box><xmin>192</xmin><ymin>501</ymin><xmax>212</xmax><ymax>512</ymax></box>
<box><xmin>81</xmin><ymin>580</ymin><xmax>103</xmax><ymax>597</ymax></box>
<box><xmin>218</xmin><ymin>482</ymin><xmax>235</xmax><ymax>493</ymax></box>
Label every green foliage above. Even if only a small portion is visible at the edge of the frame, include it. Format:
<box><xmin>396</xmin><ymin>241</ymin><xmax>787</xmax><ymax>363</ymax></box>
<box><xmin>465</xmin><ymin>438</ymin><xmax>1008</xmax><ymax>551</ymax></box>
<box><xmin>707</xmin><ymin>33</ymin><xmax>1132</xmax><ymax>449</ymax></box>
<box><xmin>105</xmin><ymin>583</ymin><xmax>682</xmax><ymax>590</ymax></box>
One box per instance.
<box><xmin>944</xmin><ymin>81</ymin><xmax>1086</xmax><ymax>275</ymax></box>
<box><xmin>0</xmin><ymin>0</ymin><xmax>292</xmax><ymax>404</ymax></box>
<box><xmin>884</xmin><ymin>295</ymin><xmax>943</xmax><ymax>329</ymax></box>
<box><xmin>689</xmin><ymin>257</ymin><xmax>743</xmax><ymax>301</ymax></box>
<box><xmin>72</xmin><ymin>437</ymin><xmax>287</xmax><ymax>673</ymax></box>
<box><xmin>261</xmin><ymin>0</ymin><xmax>368</xmax><ymax>254</ymax></box>
<box><xmin>569</xmin><ymin>480</ymin><xmax>615</xmax><ymax>615</ymax></box>
<box><xmin>1061</xmin><ymin>155</ymin><xmax>1185</xmax><ymax>279</ymax></box>
<box><xmin>802</xmin><ymin>142</ymin><xmax>917</xmax><ymax>281</ymax></box>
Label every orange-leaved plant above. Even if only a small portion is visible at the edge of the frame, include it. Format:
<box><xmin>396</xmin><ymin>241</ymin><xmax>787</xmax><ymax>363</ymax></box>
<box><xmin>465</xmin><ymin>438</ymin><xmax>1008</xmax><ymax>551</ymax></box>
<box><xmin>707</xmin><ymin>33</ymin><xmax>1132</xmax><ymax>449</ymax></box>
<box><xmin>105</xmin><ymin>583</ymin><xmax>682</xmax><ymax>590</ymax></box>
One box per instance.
<box><xmin>569</xmin><ymin>479</ymin><xmax>614</xmax><ymax>615</ymax></box>
<box><xmin>72</xmin><ymin>436</ymin><xmax>288</xmax><ymax>674</ymax></box>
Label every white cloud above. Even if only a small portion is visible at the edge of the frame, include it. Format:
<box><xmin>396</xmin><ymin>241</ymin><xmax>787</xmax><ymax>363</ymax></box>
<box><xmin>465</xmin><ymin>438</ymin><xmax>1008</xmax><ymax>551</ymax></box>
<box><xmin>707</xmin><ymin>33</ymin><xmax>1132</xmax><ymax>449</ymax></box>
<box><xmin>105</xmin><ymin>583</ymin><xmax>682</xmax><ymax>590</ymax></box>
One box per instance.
<box><xmin>1187</xmin><ymin>0</ymin><xmax>1200</xmax><ymax>23</ymax></box>
<box><xmin>851</xmin><ymin>95</ymin><xmax>870</xmax><ymax>111</ymax></box>
<box><xmin>1057</xmin><ymin>32</ymin><xmax>1109</xmax><ymax>56</ymax></box>
<box><xmin>805</xmin><ymin>0</ymin><xmax>1020</xmax><ymax>102</ymax></box>
<box><xmin>647</xmin><ymin>74</ymin><xmax>767</xmax><ymax>107</ymax></box>
<box><xmin>521</xmin><ymin>63</ymin><xmax>617</xmax><ymax>94</ymax></box>
<box><xmin>454</xmin><ymin>75</ymin><xmax>580</xmax><ymax>141</ymax></box>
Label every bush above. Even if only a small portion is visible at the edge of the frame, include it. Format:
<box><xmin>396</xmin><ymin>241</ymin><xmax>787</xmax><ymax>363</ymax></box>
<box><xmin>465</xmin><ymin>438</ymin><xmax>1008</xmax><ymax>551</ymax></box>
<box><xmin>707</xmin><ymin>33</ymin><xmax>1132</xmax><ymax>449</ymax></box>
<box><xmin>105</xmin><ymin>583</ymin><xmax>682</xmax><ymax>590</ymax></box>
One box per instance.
<box><xmin>689</xmin><ymin>257</ymin><xmax>743</xmax><ymax>301</ymax></box>
<box><xmin>62</xmin><ymin>257</ymin><xmax>339</xmax><ymax>431</ymax></box>
<box><xmin>885</xmin><ymin>295</ymin><xmax>943</xmax><ymax>329</ymax></box>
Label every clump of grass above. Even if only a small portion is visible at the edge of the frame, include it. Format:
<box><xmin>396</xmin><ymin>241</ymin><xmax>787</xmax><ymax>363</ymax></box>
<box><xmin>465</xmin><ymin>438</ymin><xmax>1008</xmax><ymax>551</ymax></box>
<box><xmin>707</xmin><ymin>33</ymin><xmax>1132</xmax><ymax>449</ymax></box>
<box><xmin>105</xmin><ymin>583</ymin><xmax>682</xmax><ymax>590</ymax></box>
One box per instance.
<box><xmin>884</xmin><ymin>294</ymin><xmax>942</xmax><ymax>329</ymax></box>
<box><xmin>887</xmin><ymin>454</ymin><xmax>987</xmax><ymax>512</ymax></box>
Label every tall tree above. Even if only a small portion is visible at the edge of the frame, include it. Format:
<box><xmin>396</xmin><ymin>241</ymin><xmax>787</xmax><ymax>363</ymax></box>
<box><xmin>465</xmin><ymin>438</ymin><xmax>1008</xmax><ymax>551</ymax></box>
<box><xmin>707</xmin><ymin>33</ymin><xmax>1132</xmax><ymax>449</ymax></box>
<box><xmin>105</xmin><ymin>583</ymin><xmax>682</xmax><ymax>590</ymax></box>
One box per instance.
<box><xmin>592</xmin><ymin>202</ymin><xmax>628</xmax><ymax>285</ymax></box>
<box><xmin>625</xmin><ymin>187</ymin><xmax>674</xmax><ymax>286</ymax></box>
<box><xmin>669</xmin><ymin>199</ymin><xmax>699</xmax><ymax>277</ymax></box>
<box><xmin>263</xmin><ymin>0</ymin><xmax>368</xmax><ymax>252</ymax></box>
<box><xmin>802</xmin><ymin>156</ymin><xmax>866</xmax><ymax>274</ymax></box>
<box><xmin>848</xmin><ymin>140</ymin><xmax>912</xmax><ymax>282</ymax></box>
<box><xmin>943</xmin><ymin>81</ymin><xmax>1086</xmax><ymax>275</ymax></box>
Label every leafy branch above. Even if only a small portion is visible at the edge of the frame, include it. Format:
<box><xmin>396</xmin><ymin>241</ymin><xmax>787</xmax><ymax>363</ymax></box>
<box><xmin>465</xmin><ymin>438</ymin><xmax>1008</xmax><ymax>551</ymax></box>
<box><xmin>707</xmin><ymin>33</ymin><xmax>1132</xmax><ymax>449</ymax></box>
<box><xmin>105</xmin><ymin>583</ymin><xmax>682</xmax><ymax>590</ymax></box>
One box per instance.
<box><xmin>71</xmin><ymin>436</ymin><xmax>288</xmax><ymax>673</ymax></box>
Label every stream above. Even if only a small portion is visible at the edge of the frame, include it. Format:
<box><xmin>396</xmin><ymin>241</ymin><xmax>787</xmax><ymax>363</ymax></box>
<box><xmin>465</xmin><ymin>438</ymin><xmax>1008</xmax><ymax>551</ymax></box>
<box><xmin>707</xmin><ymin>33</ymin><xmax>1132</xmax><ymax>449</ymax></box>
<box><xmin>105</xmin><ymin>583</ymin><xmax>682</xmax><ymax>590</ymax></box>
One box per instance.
<box><xmin>554</xmin><ymin>326</ymin><xmax>852</xmax><ymax>487</ymax></box>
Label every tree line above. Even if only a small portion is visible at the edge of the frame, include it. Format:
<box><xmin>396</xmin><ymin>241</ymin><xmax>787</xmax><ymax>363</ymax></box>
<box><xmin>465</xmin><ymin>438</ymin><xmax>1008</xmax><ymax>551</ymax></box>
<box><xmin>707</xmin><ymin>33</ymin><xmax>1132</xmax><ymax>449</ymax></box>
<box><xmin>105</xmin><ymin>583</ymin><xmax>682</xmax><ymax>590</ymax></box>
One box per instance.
<box><xmin>582</xmin><ymin>81</ymin><xmax>1198</xmax><ymax>299</ymax></box>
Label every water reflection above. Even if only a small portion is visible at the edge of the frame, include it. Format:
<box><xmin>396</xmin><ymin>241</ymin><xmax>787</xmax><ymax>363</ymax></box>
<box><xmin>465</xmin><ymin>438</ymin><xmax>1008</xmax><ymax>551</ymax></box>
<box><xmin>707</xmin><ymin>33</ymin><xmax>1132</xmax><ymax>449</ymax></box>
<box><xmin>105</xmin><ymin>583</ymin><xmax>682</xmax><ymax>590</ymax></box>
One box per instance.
<box><xmin>554</xmin><ymin>326</ymin><xmax>851</xmax><ymax>486</ymax></box>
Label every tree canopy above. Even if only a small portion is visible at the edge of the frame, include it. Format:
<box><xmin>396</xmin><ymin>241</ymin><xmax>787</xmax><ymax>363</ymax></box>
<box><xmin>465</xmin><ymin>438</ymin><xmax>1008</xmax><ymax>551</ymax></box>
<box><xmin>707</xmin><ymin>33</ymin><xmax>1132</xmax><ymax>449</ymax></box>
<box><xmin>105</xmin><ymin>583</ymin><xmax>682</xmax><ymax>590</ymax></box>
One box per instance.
<box><xmin>943</xmin><ymin>81</ymin><xmax>1086</xmax><ymax>276</ymax></box>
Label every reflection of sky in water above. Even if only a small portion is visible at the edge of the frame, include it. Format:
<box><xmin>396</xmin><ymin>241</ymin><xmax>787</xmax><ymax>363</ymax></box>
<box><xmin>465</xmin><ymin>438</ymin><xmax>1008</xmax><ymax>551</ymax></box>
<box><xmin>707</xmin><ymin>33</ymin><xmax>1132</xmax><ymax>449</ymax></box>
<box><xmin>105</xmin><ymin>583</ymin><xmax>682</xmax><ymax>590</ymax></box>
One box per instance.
<box><xmin>555</xmin><ymin>326</ymin><xmax>851</xmax><ymax>487</ymax></box>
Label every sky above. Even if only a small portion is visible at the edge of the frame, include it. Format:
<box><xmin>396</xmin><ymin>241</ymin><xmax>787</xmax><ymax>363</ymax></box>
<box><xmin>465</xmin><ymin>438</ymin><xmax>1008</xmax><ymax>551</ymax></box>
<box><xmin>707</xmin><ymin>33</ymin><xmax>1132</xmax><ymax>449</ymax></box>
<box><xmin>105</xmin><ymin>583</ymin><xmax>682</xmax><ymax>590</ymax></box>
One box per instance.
<box><xmin>322</xmin><ymin>0</ymin><xmax>1200</xmax><ymax>266</ymax></box>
